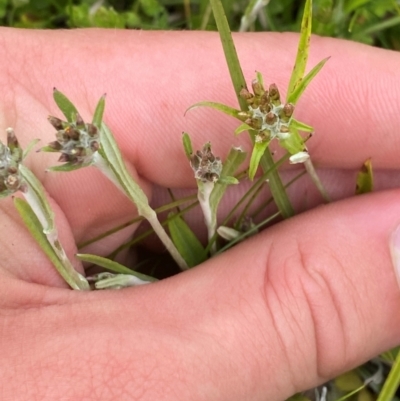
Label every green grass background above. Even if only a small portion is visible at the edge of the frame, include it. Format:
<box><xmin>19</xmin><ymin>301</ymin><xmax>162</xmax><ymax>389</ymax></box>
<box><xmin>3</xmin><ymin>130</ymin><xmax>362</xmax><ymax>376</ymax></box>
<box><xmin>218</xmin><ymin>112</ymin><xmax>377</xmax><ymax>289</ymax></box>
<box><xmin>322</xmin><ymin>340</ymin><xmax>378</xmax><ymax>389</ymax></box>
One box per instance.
<box><xmin>1</xmin><ymin>0</ymin><xmax>400</xmax><ymax>50</ymax></box>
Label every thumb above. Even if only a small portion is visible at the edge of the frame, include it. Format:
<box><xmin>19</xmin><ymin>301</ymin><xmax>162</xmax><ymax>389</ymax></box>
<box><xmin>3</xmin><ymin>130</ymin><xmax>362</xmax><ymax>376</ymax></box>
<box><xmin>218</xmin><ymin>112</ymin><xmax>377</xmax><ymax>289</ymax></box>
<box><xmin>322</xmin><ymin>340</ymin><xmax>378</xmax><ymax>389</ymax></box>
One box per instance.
<box><xmin>3</xmin><ymin>191</ymin><xmax>400</xmax><ymax>401</ymax></box>
<box><xmin>137</xmin><ymin>189</ymin><xmax>400</xmax><ymax>400</ymax></box>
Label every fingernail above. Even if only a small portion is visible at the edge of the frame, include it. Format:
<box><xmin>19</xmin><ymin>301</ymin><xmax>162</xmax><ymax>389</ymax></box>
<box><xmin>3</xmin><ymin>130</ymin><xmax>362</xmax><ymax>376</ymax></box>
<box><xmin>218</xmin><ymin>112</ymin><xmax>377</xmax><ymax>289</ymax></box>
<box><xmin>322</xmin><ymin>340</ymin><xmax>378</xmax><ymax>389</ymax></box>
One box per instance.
<box><xmin>390</xmin><ymin>225</ymin><xmax>400</xmax><ymax>289</ymax></box>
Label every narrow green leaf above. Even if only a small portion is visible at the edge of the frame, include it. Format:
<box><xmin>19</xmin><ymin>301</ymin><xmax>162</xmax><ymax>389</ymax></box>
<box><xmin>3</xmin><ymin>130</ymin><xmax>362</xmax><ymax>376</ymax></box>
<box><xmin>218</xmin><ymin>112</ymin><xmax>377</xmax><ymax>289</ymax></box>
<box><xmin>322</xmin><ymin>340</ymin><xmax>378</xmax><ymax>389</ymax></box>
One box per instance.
<box><xmin>280</xmin><ymin>126</ymin><xmax>305</xmax><ymax>155</ymax></box>
<box><xmin>287</xmin><ymin>57</ymin><xmax>330</xmax><ymax>105</ymax></box>
<box><xmin>76</xmin><ymin>253</ymin><xmax>158</xmax><ymax>282</ymax></box>
<box><xmin>182</xmin><ymin>132</ymin><xmax>193</xmax><ymax>160</ymax></box>
<box><xmin>218</xmin><ymin>175</ymin><xmax>239</xmax><ymax>185</ymax></box>
<box><xmin>290</xmin><ymin>118</ymin><xmax>314</xmax><ymax>133</ymax></box>
<box><xmin>40</xmin><ymin>146</ymin><xmax>60</xmax><ymax>153</ymax></box>
<box><xmin>235</xmin><ymin>123</ymin><xmax>252</xmax><ymax>135</ymax></box>
<box><xmin>186</xmin><ymin>101</ymin><xmax>243</xmax><ymax>120</ymax></box>
<box><xmin>376</xmin><ymin>350</ymin><xmax>400</xmax><ymax>401</ymax></box>
<box><xmin>98</xmin><ymin>123</ymin><xmax>150</xmax><ymax>215</ymax></box>
<box><xmin>53</xmin><ymin>88</ymin><xmax>79</xmax><ymax>122</ymax></box>
<box><xmin>92</xmin><ymin>94</ymin><xmax>106</xmax><ymax>128</ymax></box>
<box><xmin>356</xmin><ymin>159</ymin><xmax>373</xmax><ymax>195</ymax></box>
<box><xmin>209</xmin><ymin>0</ymin><xmax>248</xmax><ymax>110</ymax></box>
<box><xmin>47</xmin><ymin>163</ymin><xmax>89</xmax><ymax>172</ymax></box>
<box><xmin>18</xmin><ymin>164</ymin><xmax>55</xmax><ymax>233</ymax></box>
<box><xmin>23</xmin><ymin>138</ymin><xmax>40</xmax><ymax>159</ymax></box>
<box><xmin>287</xmin><ymin>0</ymin><xmax>312</xmax><ymax>99</ymax></box>
<box><xmin>249</xmin><ymin>141</ymin><xmax>270</xmax><ymax>180</ymax></box>
<box><xmin>14</xmin><ymin>197</ymin><xmax>80</xmax><ymax>289</ymax></box>
<box><xmin>167</xmin><ymin>213</ymin><xmax>207</xmax><ymax>268</ymax></box>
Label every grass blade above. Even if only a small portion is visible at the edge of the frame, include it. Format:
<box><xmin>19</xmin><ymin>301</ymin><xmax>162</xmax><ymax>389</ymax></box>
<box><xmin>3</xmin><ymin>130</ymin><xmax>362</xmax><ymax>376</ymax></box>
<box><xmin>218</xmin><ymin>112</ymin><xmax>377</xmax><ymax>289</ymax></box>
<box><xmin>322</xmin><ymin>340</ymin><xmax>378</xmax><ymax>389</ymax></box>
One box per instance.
<box><xmin>76</xmin><ymin>253</ymin><xmax>158</xmax><ymax>282</ymax></box>
<box><xmin>167</xmin><ymin>213</ymin><xmax>207</xmax><ymax>268</ymax></box>
<box><xmin>209</xmin><ymin>0</ymin><xmax>248</xmax><ymax>110</ymax></box>
<box><xmin>287</xmin><ymin>57</ymin><xmax>330</xmax><ymax>105</ymax></box>
<box><xmin>287</xmin><ymin>0</ymin><xmax>312</xmax><ymax>99</ymax></box>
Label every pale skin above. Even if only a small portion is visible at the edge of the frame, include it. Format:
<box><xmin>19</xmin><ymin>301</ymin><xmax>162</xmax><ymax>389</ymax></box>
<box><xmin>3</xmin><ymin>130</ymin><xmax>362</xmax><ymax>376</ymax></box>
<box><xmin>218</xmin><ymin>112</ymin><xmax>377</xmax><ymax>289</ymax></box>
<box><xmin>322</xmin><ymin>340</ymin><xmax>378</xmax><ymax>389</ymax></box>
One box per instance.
<box><xmin>1</xmin><ymin>28</ymin><xmax>400</xmax><ymax>401</ymax></box>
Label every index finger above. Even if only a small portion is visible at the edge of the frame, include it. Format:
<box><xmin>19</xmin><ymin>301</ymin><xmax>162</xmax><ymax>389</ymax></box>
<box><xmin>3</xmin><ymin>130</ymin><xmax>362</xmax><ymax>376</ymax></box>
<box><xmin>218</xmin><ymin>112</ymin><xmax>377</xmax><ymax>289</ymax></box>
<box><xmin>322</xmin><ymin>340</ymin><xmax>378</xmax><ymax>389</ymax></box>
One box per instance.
<box><xmin>2</xmin><ymin>29</ymin><xmax>400</xmax><ymax>187</ymax></box>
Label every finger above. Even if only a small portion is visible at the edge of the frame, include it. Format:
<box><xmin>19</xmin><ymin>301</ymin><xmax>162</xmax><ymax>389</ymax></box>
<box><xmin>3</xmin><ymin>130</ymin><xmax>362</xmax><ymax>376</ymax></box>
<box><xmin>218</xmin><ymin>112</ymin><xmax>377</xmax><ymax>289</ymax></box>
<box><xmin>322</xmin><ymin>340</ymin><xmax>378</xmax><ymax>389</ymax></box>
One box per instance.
<box><xmin>2</xmin><ymin>30</ymin><xmax>400</xmax><ymax>189</ymax></box>
<box><xmin>3</xmin><ymin>189</ymin><xmax>400</xmax><ymax>400</ymax></box>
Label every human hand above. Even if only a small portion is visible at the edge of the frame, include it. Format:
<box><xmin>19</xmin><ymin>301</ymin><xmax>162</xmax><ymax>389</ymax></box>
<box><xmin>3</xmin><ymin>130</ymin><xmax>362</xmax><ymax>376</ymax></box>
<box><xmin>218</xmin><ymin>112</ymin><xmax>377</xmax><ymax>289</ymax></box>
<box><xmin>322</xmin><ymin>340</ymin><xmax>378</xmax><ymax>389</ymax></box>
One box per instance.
<box><xmin>1</xmin><ymin>28</ymin><xmax>400</xmax><ymax>401</ymax></box>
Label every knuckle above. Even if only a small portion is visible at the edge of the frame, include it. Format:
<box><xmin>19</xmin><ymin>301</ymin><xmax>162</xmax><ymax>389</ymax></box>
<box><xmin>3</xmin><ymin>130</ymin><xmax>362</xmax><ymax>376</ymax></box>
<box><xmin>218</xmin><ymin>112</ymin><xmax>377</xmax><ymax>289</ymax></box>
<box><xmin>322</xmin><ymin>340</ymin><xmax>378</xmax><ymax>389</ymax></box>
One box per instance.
<box><xmin>262</xmin><ymin>236</ymin><xmax>358</xmax><ymax>387</ymax></box>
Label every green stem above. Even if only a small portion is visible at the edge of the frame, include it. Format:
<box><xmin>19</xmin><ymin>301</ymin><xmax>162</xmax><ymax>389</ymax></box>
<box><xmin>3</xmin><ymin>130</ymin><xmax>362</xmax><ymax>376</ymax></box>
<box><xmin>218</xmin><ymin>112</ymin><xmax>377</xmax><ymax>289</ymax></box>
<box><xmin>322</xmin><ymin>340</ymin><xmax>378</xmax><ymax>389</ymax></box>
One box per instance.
<box><xmin>376</xmin><ymin>351</ymin><xmax>400</xmax><ymax>401</ymax></box>
<box><xmin>260</xmin><ymin>149</ymin><xmax>295</xmax><ymax>216</ymax></box>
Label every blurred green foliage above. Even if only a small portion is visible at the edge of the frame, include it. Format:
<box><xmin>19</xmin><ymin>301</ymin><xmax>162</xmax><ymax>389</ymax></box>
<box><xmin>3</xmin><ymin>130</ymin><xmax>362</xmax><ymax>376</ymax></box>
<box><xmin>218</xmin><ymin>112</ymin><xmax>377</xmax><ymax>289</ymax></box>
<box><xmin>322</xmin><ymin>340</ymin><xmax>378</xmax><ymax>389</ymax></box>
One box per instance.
<box><xmin>0</xmin><ymin>0</ymin><xmax>399</xmax><ymax>49</ymax></box>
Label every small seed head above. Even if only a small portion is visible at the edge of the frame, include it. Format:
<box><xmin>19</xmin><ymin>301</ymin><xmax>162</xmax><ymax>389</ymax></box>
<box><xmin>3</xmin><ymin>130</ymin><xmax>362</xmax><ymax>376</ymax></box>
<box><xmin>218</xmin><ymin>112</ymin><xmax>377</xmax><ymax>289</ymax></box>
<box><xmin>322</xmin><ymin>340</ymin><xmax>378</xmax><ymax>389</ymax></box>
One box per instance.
<box><xmin>280</xmin><ymin>103</ymin><xmax>295</xmax><ymax>122</ymax></box>
<box><xmin>265</xmin><ymin>112</ymin><xmax>278</xmax><ymax>126</ymax></box>
<box><xmin>268</xmin><ymin>83</ymin><xmax>281</xmax><ymax>105</ymax></box>
<box><xmin>48</xmin><ymin>116</ymin><xmax>65</xmax><ymax>130</ymax></box>
<box><xmin>251</xmin><ymin>79</ymin><xmax>264</xmax><ymax>97</ymax></box>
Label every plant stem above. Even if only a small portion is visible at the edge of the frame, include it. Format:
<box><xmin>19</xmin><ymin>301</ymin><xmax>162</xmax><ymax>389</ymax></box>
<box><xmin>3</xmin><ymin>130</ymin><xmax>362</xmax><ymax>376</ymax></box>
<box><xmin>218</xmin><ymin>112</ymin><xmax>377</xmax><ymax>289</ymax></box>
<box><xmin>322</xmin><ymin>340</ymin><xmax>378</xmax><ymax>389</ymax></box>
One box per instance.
<box><xmin>145</xmin><ymin>209</ymin><xmax>189</xmax><ymax>270</ymax></box>
<box><xmin>198</xmin><ymin>181</ymin><xmax>217</xmax><ymax>254</ymax></box>
<box><xmin>304</xmin><ymin>158</ymin><xmax>331</xmax><ymax>203</ymax></box>
<box><xmin>260</xmin><ymin>149</ymin><xmax>295</xmax><ymax>216</ymax></box>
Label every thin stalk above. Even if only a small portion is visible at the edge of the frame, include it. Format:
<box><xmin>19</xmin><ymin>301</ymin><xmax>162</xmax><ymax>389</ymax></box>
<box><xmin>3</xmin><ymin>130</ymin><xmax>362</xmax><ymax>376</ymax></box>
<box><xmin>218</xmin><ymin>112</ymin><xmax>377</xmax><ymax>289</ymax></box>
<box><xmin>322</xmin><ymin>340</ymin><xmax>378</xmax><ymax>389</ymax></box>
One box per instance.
<box><xmin>146</xmin><ymin>210</ymin><xmax>189</xmax><ymax>270</ymax></box>
<box><xmin>376</xmin><ymin>351</ymin><xmax>400</xmax><ymax>401</ymax></box>
<box><xmin>215</xmin><ymin>211</ymin><xmax>280</xmax><ymax>255</ymax></box>
<box><xmin>107</xmin><ymin>201</ymin><xmax>199</xmax><ymax>260</ymax></box>
<box><xmin>198</xmin><ymin>181</ymin><xmax>217</xmax><ymax>254</ymax></box>
<box><xmin>304</xmin><ymin>158</ymin><xmax>331</xmax><ymax>203</ymax></box>
<box><xmin>78</xmin><ymin>193</ymin><xmax>197</xmax><ymax>249</ymax></box>
<box><xmin>200</xmin><ymin>2</ymin><xmax>212</xmax><ymax>30</ymax></box>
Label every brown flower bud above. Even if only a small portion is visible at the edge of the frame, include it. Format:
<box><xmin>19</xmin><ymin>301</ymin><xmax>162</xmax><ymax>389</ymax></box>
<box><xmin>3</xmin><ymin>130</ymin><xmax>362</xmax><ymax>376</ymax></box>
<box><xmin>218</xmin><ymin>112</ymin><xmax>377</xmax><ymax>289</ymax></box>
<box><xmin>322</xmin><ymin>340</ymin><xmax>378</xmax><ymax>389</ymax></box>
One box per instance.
<box><xmin>48</xmin><ymin>141</ymin><xmax>63</xmax><ymax>151</ymax></box>
<box><xmin>6</xmin><ymin>128</ymin><xmax>19</xmax><ymax>150</ymax></box>
<box><xmin>58</xmin><ymin>153</ymin><xmax>71</xmax><ymax>163</ymax></box>
<box><xmin>259</xmin><ymin>91</ymin><xmax>269</xmax><ymax>105</ymax></box>
<box><xmin>87</xmin><ymin>124</ymin><xmax>98</xmax><ymax>137</ymax></box>
<box><xmin>251</xmin><ymin>79</ymin><xmax>264</xmax><ymax>97</ymax></box>
<box><xmin>259</xmin><ymin>102</ymin><xmax>271</xmax><ymax>114</ymax></box>
<box><xmin>280</xmin><ymin>103</ymin><xmax>295</xmax><ymax>122</ymax></box>
<box><xmin>265</xmin><ymin>112</ymin><xmax>277</xmax><ymax>125</ymax></box>
<box><xmin>255</xmin><ymin>130</ymin><xmax>270</xmax><ymax>143</ymax></box>
<box><xmin>268</xmin><ymin>83</ymin><xmax>281</xmax><ymax>105</ymax></box>
<box><xmin>90</xmin><ymin>141</ymin><xmax>100</xmax><ymax>152</ymax></box>
<box><xmin>245</xmin><ymin>117</ymin><xmax>262</xmax><ymax>130</ymax></box>
<box><xmin>64</xmin><ymin>126</ymin><xmax>80</xmax><ymax>141</ymax></box>
<box><xmin>240</xmin><ymin>88</ymin><xmax>253</xmax><ymax>100</ymax></box>
<box><xmin>5</xmin><ymin>174</ymin><xmax>20</xmax><ymax>190</ymax></box>
<box><xmin>75</xmin><ymin>113</ymin><xmax>85</xmax><ymax>127</ymax></box>
<box><xmin>48</xmin><ymin>116</ymin><xmax>64</xmax><ymax>130</ymax></box>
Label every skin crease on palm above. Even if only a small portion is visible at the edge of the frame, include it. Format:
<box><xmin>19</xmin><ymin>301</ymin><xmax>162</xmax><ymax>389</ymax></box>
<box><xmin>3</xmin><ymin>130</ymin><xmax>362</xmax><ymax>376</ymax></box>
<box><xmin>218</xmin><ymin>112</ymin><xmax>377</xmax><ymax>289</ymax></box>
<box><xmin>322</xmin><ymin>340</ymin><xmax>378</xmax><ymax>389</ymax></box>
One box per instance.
<box><xmin>1</xmin><ymin>27</ymin><xmax>400</xmax><ymax>401</ymax></box>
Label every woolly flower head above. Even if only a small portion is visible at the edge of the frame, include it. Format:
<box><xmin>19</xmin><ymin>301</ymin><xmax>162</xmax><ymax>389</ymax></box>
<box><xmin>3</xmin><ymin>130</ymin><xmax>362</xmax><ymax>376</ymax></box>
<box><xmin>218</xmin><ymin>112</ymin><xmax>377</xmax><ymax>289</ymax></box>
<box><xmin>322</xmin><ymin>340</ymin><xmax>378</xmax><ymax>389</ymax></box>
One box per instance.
<box><xmin>46</xmin><ymin>113</ymin><xmax>100</xmax><ymax>167</ymax></box>
<box><xmin>0</xmin><ymin>128</ymin><xmax>24</xmax><ymax>197</ymax></box>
